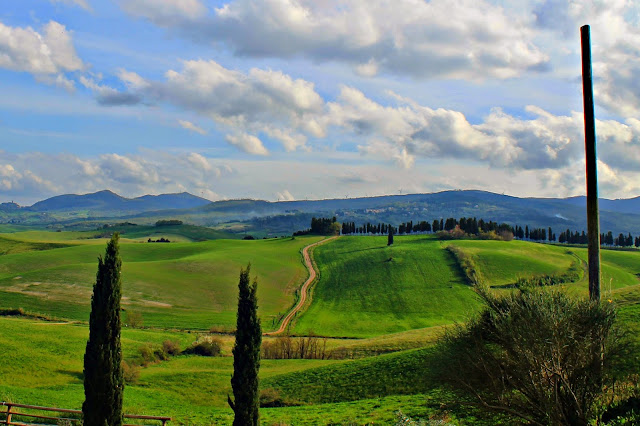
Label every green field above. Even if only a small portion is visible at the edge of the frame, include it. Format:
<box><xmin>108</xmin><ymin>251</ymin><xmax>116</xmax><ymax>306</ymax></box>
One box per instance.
<box><xmin>0</xmin><ymin>232</ymin><xmax>321</xmax><ymax>330</ymax></box>
<box><xmin>292</xmin><ymin>235</ymin><xmax>480</xmax><ymax>338</ymax></box>
<box><xmin>2</xmin><ymin>232</ymin><xmax>640</xmax><ymax>424</ymax></box>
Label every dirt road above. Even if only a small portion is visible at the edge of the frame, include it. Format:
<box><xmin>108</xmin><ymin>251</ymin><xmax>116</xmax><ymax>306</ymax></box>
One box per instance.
<box><xmin>265</xmin><ymin>236</ymin><xmax>338</xmax><ymax>335</ymax></box>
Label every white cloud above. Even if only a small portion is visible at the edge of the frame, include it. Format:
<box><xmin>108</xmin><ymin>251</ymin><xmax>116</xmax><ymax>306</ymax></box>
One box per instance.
<box><xmin>0</xmin><ymin>20</ymin><xmax>83</xmax><ymax>79</ymax></box>
<box><xmin>178</xmin><ymin>119</ymin><xmax>207</xmax><ymax>135</ymax></box>
<box><xmin>0</xmin><ymin>151</ymin><xmax>233</xmax><ymax>204</ymax></box>
<box><xmin>80</xmin><ymin>61</ymin><xmax>326</xmax><ymax>153</ymax></box>
<box><xmin>119</xmin><ymin>0</ymin><xmax>549</xmax><ymax>80</ymax></box>
<box><xmin>275</xmin><ymin>189</ymin><xmax>295</xmax><ymax>201</ymax></box>
<box><xmin>225</xmin><ymin>133</ymin><xmax>269</xmax><ymax>156</ymax></box>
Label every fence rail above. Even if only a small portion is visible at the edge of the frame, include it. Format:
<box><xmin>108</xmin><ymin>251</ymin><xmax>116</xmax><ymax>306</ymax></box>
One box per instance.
<box><xmin>1</xmin><ymin>402</ymin><xmax>170</xmax><ymax>426</ymax></box>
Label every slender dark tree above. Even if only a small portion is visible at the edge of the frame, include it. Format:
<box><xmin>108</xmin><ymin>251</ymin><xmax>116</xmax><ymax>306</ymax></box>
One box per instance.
<box><xmin>387</xmin><ymin>224</ymin><xmax>394</xmax><ymax>246</ymax></box>
<box><xmin>83</xmin><ymin>233</ymin><xmax>124</xmax><ymax>426</ymax></box>
<box><xmin>229</xmin><ymin>264</ymin><xmax>261</xmax><ymax>426</ymax></box>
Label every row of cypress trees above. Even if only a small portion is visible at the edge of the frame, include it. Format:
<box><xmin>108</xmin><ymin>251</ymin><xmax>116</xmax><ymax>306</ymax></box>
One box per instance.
<box><xmin>82</xmin><ymin>233</ymin><xmax>261</xmax><ymax>425</ymax></box>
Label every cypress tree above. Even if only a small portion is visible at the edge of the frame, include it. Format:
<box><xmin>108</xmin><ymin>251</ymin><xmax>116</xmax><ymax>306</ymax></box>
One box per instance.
<box><xmin>83</xmin><ymin>233</ymin><xmax>124</xmax><ymax>426</ymax></box>
<box><xmin>229</xmin><ymin>264</ymin><xmax>261</xmax><ymax>426</ymax></box>
<box><xmin>387</xmin><ymin>225</ymin><xmax>394</xmax><ymax>246</ymax></box>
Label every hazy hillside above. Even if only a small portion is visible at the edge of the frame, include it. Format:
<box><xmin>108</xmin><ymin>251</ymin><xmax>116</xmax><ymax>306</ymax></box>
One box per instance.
<box><xmin>28</xmin><ymin>190</ymin><xmax>211</xmax><ymax>213</ymax></box>
<box><xmin>3</xmin><ymin>189</ymin><xmax>640</xmax><ymax>235</ymax></box>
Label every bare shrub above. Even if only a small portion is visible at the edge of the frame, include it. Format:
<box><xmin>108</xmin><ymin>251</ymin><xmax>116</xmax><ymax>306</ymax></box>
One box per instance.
<box><xmin>262</xmin><ymin>335</ymin><xmax>332</xmax><ymax>359</ymax></box>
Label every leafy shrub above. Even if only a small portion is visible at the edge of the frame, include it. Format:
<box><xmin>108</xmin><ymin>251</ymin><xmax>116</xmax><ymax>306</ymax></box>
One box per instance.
<box><xmin>437</xmin><ymin>285</ymin><xmax>625</xmax><ymax>425</ymax></box>
<box><xmin>162</xmin><ymin>340</ymin><xmax>181</xmax><ymax>356</ymax></box>
<box><xmin>183</xmin><ymin>338</ymin><xmax>222</xmax><ymax>357</ymax></box>
<box><xmin>258</xmin><ymin>388</ymin><xmax>300</xmax><ymax>408</ymax></box>
<box><xmin>122</xmin><ymin>360</ymin><xmax>140</xmax><ymax>384</ymax></box>
<box><xmin>514</xmin><ymin>259</ymin><xmax>583</xmax><ymax>288</ymax></box>
<box><xmin>125</xmin><ymin>311</ymin><xmax>143</xmax><ymax>328</ymax></box>
<box><xmin>137</xmin><ymin>344</ymin><xmax>156</xmax><ymax>365</ymax></box>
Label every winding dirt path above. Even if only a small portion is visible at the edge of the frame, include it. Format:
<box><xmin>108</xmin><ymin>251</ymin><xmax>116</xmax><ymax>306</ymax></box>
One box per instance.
<box><xmin>265</xmin><ymin>236</ymin><xmax>338</xmax><ymax>335</ymax></box>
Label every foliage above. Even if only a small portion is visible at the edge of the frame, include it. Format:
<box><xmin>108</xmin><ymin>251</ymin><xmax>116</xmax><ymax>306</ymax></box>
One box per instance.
<box><xmin>513</xmin><ymin>259</ymin><xmax>583</xmax><ymax>288</ymax></box>
<box><xmin>259</xmin><ymin>387</ymin><xmax>300</xmax><ymax>408</ymax></box>
<box><xmin>388</xmin><ymin>225</ymin><xmax>394</xmax><ymax>245</ymax></box>
<box><xmin>155</xmin><ymin>219</ymin><xmax>183</xmax><ymax>226</ymax></box>
<box><xmin>438</xmin><ymin>286</ymin><xmax>625</xmax><ymax>425</ymax></box>
<box><xmin>162</xmin><ymin>339</ymin><xmax>181</xmax><ymax>356</ymax></box>
<box><xmin>125</xmin><ymin>311</ymin><xmax>143</xmax><ymax>328</ymax></box>
<box><xmin>82</xmin><ymin>233</ymin><xmax>124</xmax><ymax>426</ymax></box>
<box><xmin>121</xmin><ymin>360</ymin><xmax>140</xmax><ymax>384</ymax></box>
<box><xmin>183</xmin><ymin>338</ymin><xmax>222</xmax><ymax>357</ymax></box>
<box><xmin>445</xmin><ymin>245</ymin><xmax>483</xmax><ymax>286</ymax></box>
<box><xmin>262</xmin><ymin>335</ymin><xmax>332</xmax><ymax>359</ymax></box>
<box><xmin>229</xmin><ymin>264</ymin><xmax>262</xmax><ymax>425</ymax></box>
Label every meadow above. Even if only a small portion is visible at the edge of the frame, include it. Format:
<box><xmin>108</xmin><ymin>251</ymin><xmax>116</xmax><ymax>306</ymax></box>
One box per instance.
<box><xmin>0</xmin><ymin>231</ymin><xmax>321</xmax><ymax>330</ymax></box>
<box><xmin>1</xmin><ymin>232</ymin><xmax>639</xmax><ymax>424</ymax></box>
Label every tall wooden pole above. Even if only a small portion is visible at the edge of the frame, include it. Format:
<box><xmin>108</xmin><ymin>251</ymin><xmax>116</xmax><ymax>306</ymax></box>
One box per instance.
<box><xmin>581</xmin><ymin>25</ymin><xmax>601</xmax><ymax>301</ymax></box>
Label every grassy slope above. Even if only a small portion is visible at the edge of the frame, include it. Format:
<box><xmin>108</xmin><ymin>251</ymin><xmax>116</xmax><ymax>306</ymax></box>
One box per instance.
<box><xmin>0</xmin><ymin>317</ymin><xmax>453</xmax><ymax>425</ymax></box>
<box><xmin>293</xmin><ymin>235</ymin><xmax>481</xmax><ymax>338</ymax></box>
<box><xmin>3</xmin><ymin>234</ymin><xmax>640</xmax><ymax>424</ymax></box>
<box><xmin>446</xmin><ymin>239</ymin><xmax>576</xmax><ymax>286</ymax></box>
<box><xmin>0</xmin><ymin>234</ymin><xmax>321</xmax><ymax>330</ymax></box>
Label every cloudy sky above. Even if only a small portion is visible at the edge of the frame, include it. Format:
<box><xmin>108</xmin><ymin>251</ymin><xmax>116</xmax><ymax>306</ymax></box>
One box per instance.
<box><xmin>1</xmin><ymin>0</ymin><xmax>640</xmax><ymax>204</ymax></box>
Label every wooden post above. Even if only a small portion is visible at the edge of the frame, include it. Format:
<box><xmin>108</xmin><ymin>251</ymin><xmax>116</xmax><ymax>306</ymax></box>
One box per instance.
<box><xmin>581</xmin><ymin>24</ymin><xmax>601</xmax><ymax>301</ymax></box>
<box><xmin>5</xmin><ymin>404</ymin><xmax>11</xmax><ymax>425</ymax></box>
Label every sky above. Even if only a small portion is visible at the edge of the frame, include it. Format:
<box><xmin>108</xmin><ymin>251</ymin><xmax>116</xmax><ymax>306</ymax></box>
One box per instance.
<box><xmin>1</xmin><ymin>0</ymin><xmax>640</xmax><ymax>205</ymax></box>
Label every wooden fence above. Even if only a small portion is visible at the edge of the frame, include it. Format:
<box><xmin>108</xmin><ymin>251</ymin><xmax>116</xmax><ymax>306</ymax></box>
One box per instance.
<box><xmin>1</xmin><ymin>402</ymin><xmax>170</xmax><ymax>426</ymax></box>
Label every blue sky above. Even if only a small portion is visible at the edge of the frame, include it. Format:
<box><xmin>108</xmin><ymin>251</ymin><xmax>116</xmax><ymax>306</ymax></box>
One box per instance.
<box><xmin>1</xmin><ymin>0</ymin><xmax>640</xmax><ymax>204</ymax></box>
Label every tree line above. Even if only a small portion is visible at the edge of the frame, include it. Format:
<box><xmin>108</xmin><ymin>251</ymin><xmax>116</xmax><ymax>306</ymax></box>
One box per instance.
<box><xmin>339</xmin><ymin>216</ymin><xmax>640</xmax><ymax>248</ymax></box>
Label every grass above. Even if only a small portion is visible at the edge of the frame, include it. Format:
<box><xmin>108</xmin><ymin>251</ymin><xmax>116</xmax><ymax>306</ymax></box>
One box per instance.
<box><xmin>0</xmin><ymin>317</ymin><xmax>464</xmax><ymax>425</ymax></box>
<box><xmin>292</xmin><ymin>235</ymin><xmax>481</xmax><ymax>338</ymax></box>
<box><xmin>0</xmin><ymin>234</ymin><xmax>321</xmax><ymax>330</ymax></box>
<box><xmin>2</xmin><ymin>232</ymin><xmax>640</xmax><ymax>424</ymax></box>
<box><xmin>446</xmin><ymin>239</ymin><xmax>576</xmax><ymax>286</ymax></box>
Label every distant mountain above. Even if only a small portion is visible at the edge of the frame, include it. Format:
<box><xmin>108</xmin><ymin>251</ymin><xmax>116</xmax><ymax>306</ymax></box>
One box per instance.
<box><xmin>27</xmin><ymin>190</ymin><xmax>211</xmax><ymax>213</ymax></box>
<box><xmin>120</xmin><ymin>190</ymin><xmax>640</xmax><ymax>236</ymax></box>
<box><xmin>555</xmin><ymin>195</ymin><xmax>640</xmax><ymax>215</ymax></box>
<box><xmin>5</xmin><ymin>189</ymin><xmax>640</xmax><ymax>235</ymax></box>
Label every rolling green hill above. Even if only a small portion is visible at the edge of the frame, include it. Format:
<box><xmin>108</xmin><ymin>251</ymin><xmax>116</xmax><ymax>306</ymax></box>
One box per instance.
<box><xmin>292</xmin><ymin>235</ymin><xmax>481</xmax><ymax>338</ymax></box>
<box><xmin>2</xmin><ymin>232</ymin><xmax>640</xmax><ymax>424</ymax></box>
<box><xmin>0</xmin><ymin>234</ymin><xmax>321</xmax><ymax>330</ymax></box>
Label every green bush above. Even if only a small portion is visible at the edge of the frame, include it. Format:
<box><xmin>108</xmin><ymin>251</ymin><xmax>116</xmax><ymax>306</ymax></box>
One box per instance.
<box><xmin>183</xmin><ymin>339</ymin><xmax>222</xmax><ymax>357</ymax></box>
<box><xmin>162</xmin><ymin>340</ymin><xmax>181</xmax><ymax>356</ymax></box>
<box><xmin>437</xmin><ymin>285</ymin><xmax>626</xmax><ymax>425</ymax></box>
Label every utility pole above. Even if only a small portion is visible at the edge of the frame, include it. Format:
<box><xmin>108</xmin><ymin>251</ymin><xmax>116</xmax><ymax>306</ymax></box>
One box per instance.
<box><xmin>581</xmin><ymin>25</ymin><xmax>601</xmax><ymax>301</ymax></box>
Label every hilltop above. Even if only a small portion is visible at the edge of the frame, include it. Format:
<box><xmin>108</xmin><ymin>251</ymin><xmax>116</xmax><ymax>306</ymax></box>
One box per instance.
<box><xmin>2</xmin><ymin>189</ymin><xmax>640</xmax><ymax>236</ymax></box>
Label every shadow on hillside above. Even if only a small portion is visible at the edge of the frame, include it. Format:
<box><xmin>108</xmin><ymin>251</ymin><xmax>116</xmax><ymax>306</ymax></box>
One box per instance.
<box><xmin>57</xmin><ymin>369</ymin><xmax>83</xmax><ymax>382</ymax></box>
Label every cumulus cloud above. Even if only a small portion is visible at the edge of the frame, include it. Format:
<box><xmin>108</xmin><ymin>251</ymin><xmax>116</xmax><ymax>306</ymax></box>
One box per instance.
<box><xmin>179</xmin><ymin>119</ymin><xmax>207</xmax><ymax>135</ymax></box>
<box><xmin>79</xmin><ymin>76</ymin><xmax>142</xmax><ymax>105</ymax></box>
<box><xmin>328</xmin><ymin>87</ymin><xmax>640</xmax><ymax>175</ymax></box>
<box><xmin>0</xmin><ymin>20</ymin><xmax>83</xmax><ymax>89</ymax></box>
<box><xmin>225</xmin><ymin>133</ymin><xmax>269</xmax><ymax>155</ymax></box>
<box><xmin>531</xmin><ymin>0</ymin><xmax>640</xmax><ymax>118</ymax></box>
<box><xmin>80</xmin><ymin>60</ymin><xmax>324</xmax><ymax>153</ymax></box>
<box><xmin>0</xmin><ymin>151</ymin><xmax>233</xmax><ymax>204</ymax></box>
<box><xmin>119</xmin><ymin>0</ymin><xmax>549</xmax><ymax>80</ymax></box>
